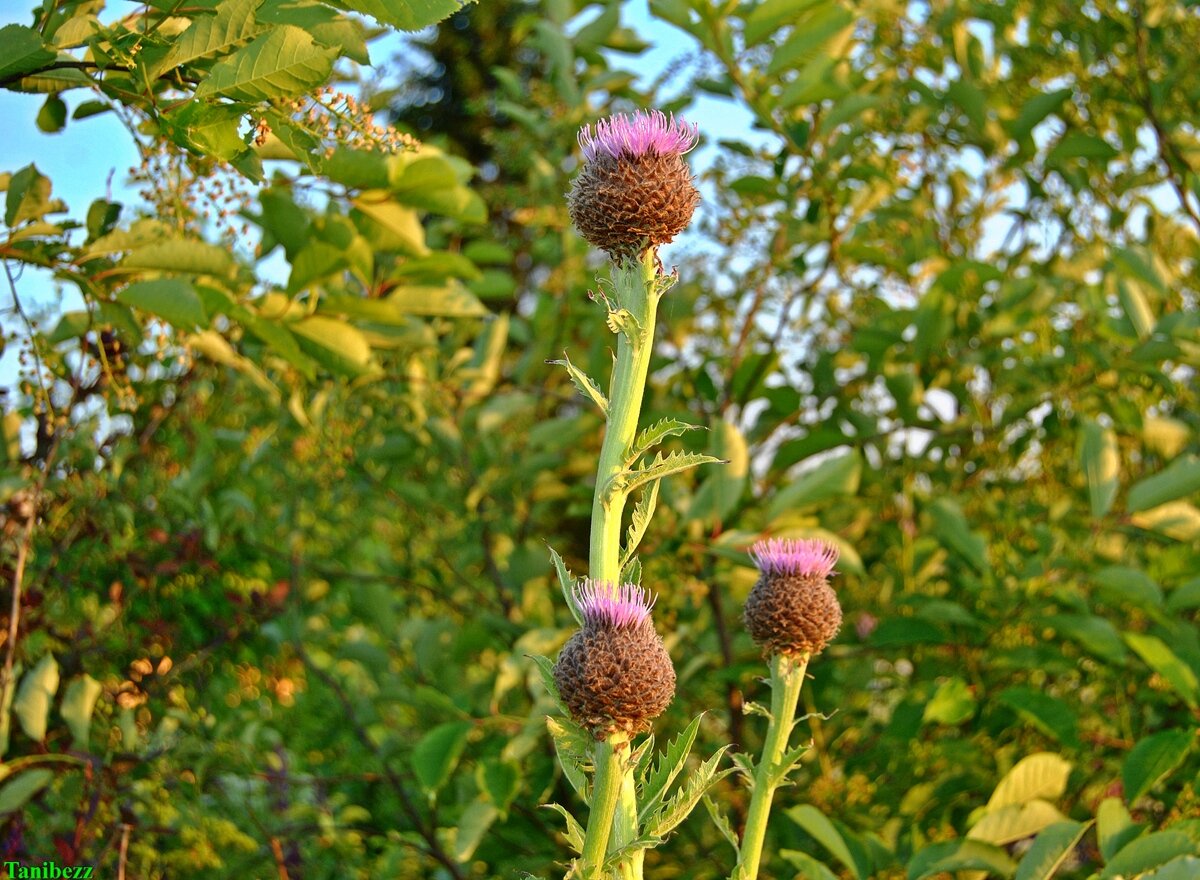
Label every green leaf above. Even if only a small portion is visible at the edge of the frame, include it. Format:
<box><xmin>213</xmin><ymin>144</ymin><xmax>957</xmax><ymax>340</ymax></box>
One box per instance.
<box><xmin>12</xmin><ymin>655</ymin><xmax>59</xmax><ymax>743</ymax></box>
<box><xmin>923</xmin><ymin>677</ymin><xmax>976</xmax><ymax>726</ymax></box>
<box><xmin>766</xmin><ymin>3</ymin><xmax>854</xmax><ymax>75</ymax></box>
<box><xmin>120</xmin><ymin>239</ymin><xmax>235</xmax><ymax>277</ymax></box>
<box><xmin>908</xmin><ymin>840</ymin><xmax>1016</xmax><ymax>880</ymax></box>
<box><xmin>612</xmin><ymin>450</ymin><xmax>724</xmax><ymax>497</ymax></box>
<box><xmin>744</xmin><ymin>0</ymin><xmax>827</xmax><ymax>45</ymax></box>
<box><xmin>152</xmin><ymin>0</ymin><xmax>266</xmax><ymax>75</ymax></box>
<box><xmin>1009</xmin><ymin>88</ymin><xmax>1073</xmax><ymax>142</ymax></box>
<box><xmin>927</xmin><ymin>498</ymin><xmax>989</xmax><ymax>573</ymax></box>
<box><xmin>1079</xmin><ymin>420</ymin><xmax>1119</xmax><ymax>517</ymax></box>
<box><xmin>476</xmin><ymin>759</ymin><xmax>519</xmax><ymax>814</ymax></box>
<box><xmin>638</xmin><ymin>713</ymin><xmax>703</xmax><ymax>823</ymax></box>
<box><xmin>1122</xmin><ymin>730</ymin><xmax>1194</xmax><ymax>804</ymax></box>
<box><xmin>947</xmin><ymin>78</ymin><xmax>987</xmax><ymax>130</ymax></box>
<box><xmin>780</xmin><ymin>849</ymin><xmax>840</xmax><ymax>880</ymax></box>
<box><xmin>996</xmin><ymin>687</ymin><xmax>1079</xmax><ymax>746</ymax></box>
<box><xmin>5</xmin><ymin>163</ymin><xmax>55</xmax><ymax>227</ymax></box>
<box><xmin>453</xmin><ymin>799</ymin><xmax>497</xmax><ymax>862</ymax></box>
<box><xmin>337</xmin><ymin>0</ymin><xmax>477</xmax><ymax>31</ymax></box>
<box><xmin>1043</xmin><ymin>614</ymin><xmax>1128</xmax><ymax>663</ymax></box>
<box><xmin>1094</xmin><ymin>566</ymin><xmax>1163</xmax><ymax>611</ymax></box>
<box><xmin>1125</xmin><ymin>633</ymin><xmax>1200</xmax><ymax>708</ymax></box>
<box><xmin>547</xmin><ymin>544</ymin><xmax>581</xmax><ymax>625</ymax></box>
<box><xmin>0</xmin><ymin>768</ymin><xmax>54</xmax><ymax>815</ymax></box>
<box><xmin>290</xmin><ymin>315</ymin><xmax>378</xmax><ymax>378</ymax></box>
<box><xmin>629</xmin><ymin>417</ymin><xmax>704</xmax><ymax>465</ymax></box>
<box><xmin>59</xmin><ymin>675</ymin><xmax>102</xmax><ymax>748</ymax></box>
<box><xmin>768</xmin><ymin>451</ymin><xmax>862</xmax><ymax>519</ymax></box>
<box><xmin>351</xmin><ymin>195</ymin><xmax>429</xmax><ymax>257</ymax></box>
<box><xmin>643</xmin><ymin>745</ymin><xmax>731</xmax><ymax>838</ymax></box>
<box><xmin>1048</xmin><ymin>132</ymin><xmax>1118</xmax><ymax>164</ymax></box>
<box><xmin>0</xmin><ymin>25</ymin><xmax>56</xmax><ymax>82</ymax></box>
<box><xmin>410</xmin><ymin>721</ymin><xmax>472</xmax><ymax>795</ymax></box>
<box><xmin>543</xmin><ymin>802</ymin><xmax>585</xmax><ymax>855</ymax></box>
<box><xmin>1100</xmin><ymin>831</ymin><xmax>1199</xmax><ymax>879</ymax></box>
<box><xmin>1097</xmin><ymin>797</ymin><xmax>1143</xmax><ymax>862</ymax></box>
<box><xmin>620</xmin><ymin>479</ymin><xmax>659</xmax><ymax>573</ymax></box>
<box><xmin>549</xmin><ymin>353</ymin><xmax>608</xmax><ymax>415</ymax></box>
<box><xmin>786</xmin><ymin>804</ymin><xmax>865</xmax><ymax>880</ymax></box>
<box><xmin>545</xmin><ymin>716</ymin><xmax>589</xmax><ymax>800</ymax></box>
<box><xmin>689</xmin><ymin>420</ymin><xmax>748</xmax><ymax>525</ymax></box>
<box><xmin>117</xmin><ymin>279</ymin><xmax>208</xmax><ymax>329</ymax></box>
<box><xmin>1127</xmin><ymin>456</ymin><xmax>1200</xmax><ymax>512</ymax></box>
<box><xmin>1014</xmin><ymin>821</ymin><xmax>1092</xmax><ymax>880</ymax></box>
<box><xmin>386</xmin><ymin>284</ymin><xmax>487</xmax><ymax>318</ymax></box>
<box><xmin>36</xmin><ymin>94</ymin><xmax>66</xmax><ymax>133</ymax></box>
<box><xmin>194</xmin><ymin>26</ymin><xmax>337</xmax><ymax>102</ymax></box>
<box><xmin>1140</xmin><ymin>857</ymin><xmax>1200</xmax><ymax>879</ymax></box>
<box><xmin>988</xmin><ymin>753</ymin><xmax>1072</xmax><ymax>809</ymax></box>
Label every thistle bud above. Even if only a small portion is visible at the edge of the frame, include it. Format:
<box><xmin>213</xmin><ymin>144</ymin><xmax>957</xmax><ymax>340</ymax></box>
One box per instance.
<box><xmin>553</xmin><ymin>580</ymin><xmax>675</xmax><ymax>738</ymax></box>
<box><xmin>743</xmin><ymin>538</ymin><xmax>842</xmax><ymax>658</ymax></box>
<box><xmin>567</xmin><ymin>110</ymin><xmax>700</xmax><ymax>263</ymax></box>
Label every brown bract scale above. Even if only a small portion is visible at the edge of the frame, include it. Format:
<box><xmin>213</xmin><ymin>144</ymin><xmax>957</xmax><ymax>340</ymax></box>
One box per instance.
<box><xmin>567</xmin><ymin>151</ymin><xmax>700</xmax><ymax>262</ymax></box>
<box><xmin>743</xmin><ymin>572</ymin><xmax>842</xmax><ymax>658</ymax></box>
<box><xmin>553</xmin><ymin>619</ymin><xmax>675</xmax><ymax>739</ymax></box>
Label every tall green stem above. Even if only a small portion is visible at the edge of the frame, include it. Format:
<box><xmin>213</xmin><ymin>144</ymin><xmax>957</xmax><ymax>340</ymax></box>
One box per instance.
<box><xmin>735</xmin><ymin>652</ymin><xmax>809</xmax><ymax>880</ymax></box>
<box><xmin>585</xmin><ymin>251</ymin><xmax>661</xmax><ymax>880</ymax></box>
<box><xmin>580</xmin><ymin>735</ymin><xmax>627</xmax><ymax>878</ymax></box>
<box><xmin>589</xmin><ymin>252</ymin><xmax>659</xmax><ymax>584</ymax></box>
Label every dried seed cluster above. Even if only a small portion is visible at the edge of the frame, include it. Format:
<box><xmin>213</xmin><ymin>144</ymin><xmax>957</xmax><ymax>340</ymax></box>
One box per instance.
<box><xmin>743</xmin><ymin>539</ymin><xmax>843</xmax><ymax>658</ymax></box>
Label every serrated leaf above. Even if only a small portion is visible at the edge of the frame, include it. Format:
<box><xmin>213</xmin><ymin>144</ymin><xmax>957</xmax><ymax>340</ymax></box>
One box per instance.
<box><xmin>620</xmin><ymin>479</ymin><xmax>659</xmax><ymax>571</ymax></box>
<box><xmin>528</xmin><ymin>654</ymin><xmax>563</xmax><ymax>707</ymax></box>
<box><xmin>704</xmin><ymin>794</ymin><xmax>740</xmax><ymax>853</ymax></box>
<box><xmin>338</xmin><ymin>0</ymin><xmax>477</xmax><ymax>31</ymax></box>
<box><xmin>628</xmin><ymin>417</ymin><xmax>704</xmax><ymax>466</ymax></box>
<box><xmin>543</xmin><ymin>802</ymin><xmax>586</xmax><ymax>855</ymax></box>
<box><xmin>550</xmin><ymin>353</ymin><xmax>608</xmax><ymax>415</ymax></box>
<box><xmin>545</xmin><ymin>716</ymin><xmax>590</xmax><ymax>800</ymax></box>
<box><xmin>152</xmin><ymin>0</ymin><xmax>266</xmax><ymax>76</ymax></box>
<box><xmin>639</xmin><ymin>714</ymin><xmax>703</xmax><ymax>823</ymax></box>
<box><xmin>606</xmin><ymin>307</ymin><xmax>641</xmax><ymax>341</ymax></box>
<box><xmin>620</xmin><ymin>555</ymin><xmax>641</xmax><ymax>586</ymax></box>
<box><xmin>194</xmin><ymin>26</ymin><xmax>337</xmax><ymax>102</ymax></box>
<box><xmin>1014</xmin><ymin>820</ymin><xmax>1092</xmax><ymax>880</ymax></box>
<box><xmin>548</xmin><ymin>545</ymin><xmax>581</xmax><ymax>625</ymax></box>
<box><xmin>644</xmin><ymin>745</ymin><xmax>732</xmax><ymax>838</ymax></box>
<box><xmin>611</xmin><ymin>451</ymin><xmax>724</xmax><ymax>498</ymax></box>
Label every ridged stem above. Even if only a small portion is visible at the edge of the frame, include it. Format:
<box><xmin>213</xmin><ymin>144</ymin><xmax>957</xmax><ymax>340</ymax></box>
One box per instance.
<box><xmin>734</xmin><ymin>652</ymin><xmax>809</xmax><ymax>880</ymax></box>
<box><xmin>589</xmin><ymin>252</ymin><xmax>659</xmax><ymax>584</ymax></box>
<box><xmin>586</xmin><ymin>251</ymin><xmax>660</xmax><ymax>880</ymax></box>
<box><xmin>581</xmin><ymin>734</ymin><xmax>628</xmax><ymax>878</ymax></box>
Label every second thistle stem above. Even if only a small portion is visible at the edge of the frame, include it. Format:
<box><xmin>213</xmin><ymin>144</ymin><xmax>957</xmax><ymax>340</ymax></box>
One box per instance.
<box><xmin>735</xmin><ymin>652</ymin><xmax>809</xmax><ymax>880</ymax></box>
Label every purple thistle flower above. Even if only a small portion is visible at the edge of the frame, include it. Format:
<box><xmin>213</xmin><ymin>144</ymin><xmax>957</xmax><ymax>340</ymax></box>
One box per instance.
<box><xmin>574</xmin><ymin>579</ymin><xmax>656</xmax><ymax>629</ymax></box>
<box><xmin>578</xmin><ymin>110</ymin><xmax>699</xmax><ymax>162</ymax></box>
<box><xmin>750</xmin><ymin>538</ymin><xmax>839</xmax><ymax>579</ymax></box>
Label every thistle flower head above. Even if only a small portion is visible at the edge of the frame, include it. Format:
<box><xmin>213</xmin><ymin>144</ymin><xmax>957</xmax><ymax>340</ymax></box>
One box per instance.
<box><xmin>554</xmin><ymin>579</ymin><xmax>675</xmax><ymax>738</ymax></box>
<box><xmin>750</xmin><ymin>538</ymin><xmax>840</xmax><ymax>579</ymax></box>
<box><xmin>744</xmin><ymin>537</ymin><xmax>843</xmax><ymax>658</ymax></box>
<box><xmin>568</xmin><ymin>109</ymin><xmax>701</xmax><ymax>263</ymax></box>
<box><xmin>574</xmin><ymin>579</ymin><xmax>656</xmax><ymax>629</ymax></box>
<box><xmin>578</xmin><ymin>110</ymin><xmax>699</xmax><ymax>162</ymax></box>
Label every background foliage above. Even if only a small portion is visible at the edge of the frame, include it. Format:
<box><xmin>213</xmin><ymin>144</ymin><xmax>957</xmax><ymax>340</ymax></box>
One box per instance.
<box><xmin>1</xmin><ymin>0</ymin><xmax>1198</xmax><ymax>878</ymax></box>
